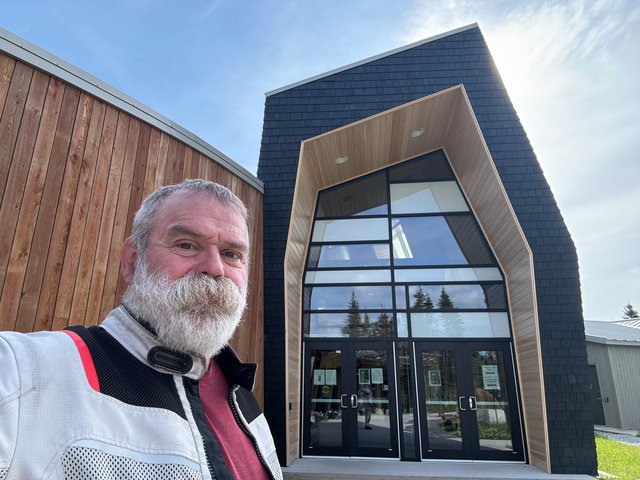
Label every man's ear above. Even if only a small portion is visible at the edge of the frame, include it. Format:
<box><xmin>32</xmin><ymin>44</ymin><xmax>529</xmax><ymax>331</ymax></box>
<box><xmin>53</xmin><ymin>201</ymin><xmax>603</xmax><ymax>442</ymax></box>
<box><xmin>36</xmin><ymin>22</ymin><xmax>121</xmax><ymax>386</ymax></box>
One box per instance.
<box><xmin>120</xmin><ymin>237</ymin><xmax>137</xmax><ymax>285</ymax></box>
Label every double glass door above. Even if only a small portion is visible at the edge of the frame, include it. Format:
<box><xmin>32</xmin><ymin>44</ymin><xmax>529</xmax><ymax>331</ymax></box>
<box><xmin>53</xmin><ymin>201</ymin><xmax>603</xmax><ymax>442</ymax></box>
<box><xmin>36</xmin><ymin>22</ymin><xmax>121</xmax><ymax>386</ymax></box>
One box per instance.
<box><xmin>303</xmin><ymin>341</ymin><xmax>398</xmax><ymax>457</ymax></box>
<box><xmin>415</xmin><ymin>341</ymin><xmax>524</xmax><ymax>461</ymax></box>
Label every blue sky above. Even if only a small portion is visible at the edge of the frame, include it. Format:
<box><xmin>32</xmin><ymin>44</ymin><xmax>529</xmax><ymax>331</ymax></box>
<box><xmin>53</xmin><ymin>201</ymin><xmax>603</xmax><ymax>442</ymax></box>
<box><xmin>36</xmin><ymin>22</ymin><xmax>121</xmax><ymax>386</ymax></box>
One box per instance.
<box><xmin>2</xmin><ymin>0</ymin><xmax>639</xmax><ymax>320</ymax></box>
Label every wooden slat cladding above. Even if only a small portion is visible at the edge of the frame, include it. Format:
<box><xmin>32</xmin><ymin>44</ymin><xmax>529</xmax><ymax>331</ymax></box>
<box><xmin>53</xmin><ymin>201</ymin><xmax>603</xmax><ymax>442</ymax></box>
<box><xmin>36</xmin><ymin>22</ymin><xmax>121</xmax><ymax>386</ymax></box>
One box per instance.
<box><xmin>286</xmin><ymin>86</ymin><xmax>548</xmax><ymax>469</ymax></box>
<box><xmin>0</xmin><ymin>52</ymin><xmax>265</xmax><ymax>403</ymax></box>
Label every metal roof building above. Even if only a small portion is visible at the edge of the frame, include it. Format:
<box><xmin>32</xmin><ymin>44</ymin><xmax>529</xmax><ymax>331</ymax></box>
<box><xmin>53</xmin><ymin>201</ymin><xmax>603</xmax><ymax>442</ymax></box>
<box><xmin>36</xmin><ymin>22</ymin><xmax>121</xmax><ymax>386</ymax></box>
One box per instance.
<box><xmin>585</xmin><ymin>320</ymin><xmax>640</xmax><ymax>430</ymax></box>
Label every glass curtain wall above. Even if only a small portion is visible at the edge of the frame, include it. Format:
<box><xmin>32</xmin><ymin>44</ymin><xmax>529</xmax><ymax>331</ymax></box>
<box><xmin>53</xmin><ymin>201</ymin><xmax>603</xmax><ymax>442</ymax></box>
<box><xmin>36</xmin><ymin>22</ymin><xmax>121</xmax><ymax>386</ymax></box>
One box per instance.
<box><xmin>303</xmin><ymin>150</ymin><xmax>510</xmax><ymax>340</ymax></box>
<box><xmin>302</xmin><ymin>150</ymin><xmax>518</xmax><ymax>460</ymax></box>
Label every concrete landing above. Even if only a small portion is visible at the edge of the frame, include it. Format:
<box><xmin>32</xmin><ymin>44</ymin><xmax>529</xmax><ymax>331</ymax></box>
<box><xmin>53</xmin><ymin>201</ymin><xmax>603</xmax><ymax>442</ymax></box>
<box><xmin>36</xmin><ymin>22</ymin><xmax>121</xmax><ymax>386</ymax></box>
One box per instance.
<box><xmin>282</xmin><ymin>458</ymin><xmax>595</xmax><ymax>480</ymax></box>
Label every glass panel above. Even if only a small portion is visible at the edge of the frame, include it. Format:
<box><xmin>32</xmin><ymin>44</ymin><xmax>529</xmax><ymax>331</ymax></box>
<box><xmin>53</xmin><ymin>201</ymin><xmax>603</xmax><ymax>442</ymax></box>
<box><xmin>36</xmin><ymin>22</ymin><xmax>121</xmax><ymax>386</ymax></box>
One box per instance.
<box><xmin>471</xmin><ymin>350</ymin><xmax>514</xmax><ymax>451</ymax></box>
<box><xmin>305</xmin><ymin>269</ymin><xmax>391</xmax><ymax>284</ymax></box>
<box><xmin>397</xmin><ymin>342</ymin><xmax>418</xmax><ymax>459</ymax></box>
<box><xmin>395</xmin><ymin>285</ymin><xmax>407</xmax><ymax>310</ymax></box>
<box><xmin>307</xmin><ymin>243</ymin><xmax>390</xmax><ymax>269</ymax></box>
<box><xmin>410</xmin><ymin>312</ymin><xmax>510</xmax><ymax>338</ymax></box>
<box><xmin>408</xmin><ymin>284</ymin><xmax>507</xmax><ymax>310</ymax></box>
<box><xmin>482</xmin><ymin>284</ymin><xmax>507</xmax><ymax>310</ymax></box>
<box><xmin>445</xmin><ymin>216</ymin><xmax>494</xmax><ymax>264</ymax></box>
<box><xmin>389</xmin><ymin>150</ymin><xmax>453</xmax><ymax>182</ymax></box>
<box><xmin>394</xmin><ymin>267</ymin><xmax>503</xmax><ymax>283</ymax></box>
<box><xmin>305</xmin><ymin>313</ymin><xmax>395</xmax><ymax>337</ymax></box>
<box><xmin>396</xmin><ymin>313</ymin><xmax>409</xmax><ymax>337</ymax></box>
<box><xmin>390</xmin><ymin>182</ymin><xmax>469</xmax><ymax>214</ymax></box>
<box><xmin>356</xmin><ymin>350</ymin><xmax>391</xmax><ymax>449</ymax></box>
<box><xmin>392</xmin><ymin>216</ymin><xmax>493</xmax><ymax>266</ymax></box>
<box><xmin>422</xmin><ymin>350</ymin><xmax>462</xmax><ymax>450</ymax></box>
<box><xmin>313</xmin><ymin>218</ymin><xmax>389</xmax><ymax>243</ymax></box>
<box><xmin>309</xmin><ymin>349</ymin><xmax>343</xmax><ymax>449</ymax></box>
<box><xmin>316</xmin><ymin>171</ymin><xmax>388</xmax><ymax>217</ymax></box>
<box><xmin>305</xmin><ymin>286</ymin><xmax>393</xmax><ymax>311</ymax></box>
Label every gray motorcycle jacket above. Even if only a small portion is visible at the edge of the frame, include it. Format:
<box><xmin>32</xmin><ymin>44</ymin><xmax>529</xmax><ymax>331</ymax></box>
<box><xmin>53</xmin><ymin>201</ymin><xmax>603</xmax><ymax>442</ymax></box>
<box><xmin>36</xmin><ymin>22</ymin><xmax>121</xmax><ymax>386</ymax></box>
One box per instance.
<box><xmin>0</xmin><ymin>306</ymin><xmax>282</xmax><ymax>480</ymax></box>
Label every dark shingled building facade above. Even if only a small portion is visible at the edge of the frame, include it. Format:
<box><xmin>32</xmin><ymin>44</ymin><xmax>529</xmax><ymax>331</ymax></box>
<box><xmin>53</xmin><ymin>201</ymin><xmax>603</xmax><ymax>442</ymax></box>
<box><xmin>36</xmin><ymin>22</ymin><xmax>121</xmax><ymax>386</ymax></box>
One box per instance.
<box><xmin>258</xmin><ymin>24</ymin><xmax>597</xmax><ymax>475</ymax></box>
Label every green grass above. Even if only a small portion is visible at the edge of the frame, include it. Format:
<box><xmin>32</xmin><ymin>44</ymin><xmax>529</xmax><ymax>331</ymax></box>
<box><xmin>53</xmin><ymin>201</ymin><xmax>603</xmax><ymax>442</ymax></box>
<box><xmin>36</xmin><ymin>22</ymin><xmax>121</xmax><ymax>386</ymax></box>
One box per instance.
<box><xmin>596</xmin><ymin>435</ymin><xmax>640</xmax><ymax>479</ymax></box>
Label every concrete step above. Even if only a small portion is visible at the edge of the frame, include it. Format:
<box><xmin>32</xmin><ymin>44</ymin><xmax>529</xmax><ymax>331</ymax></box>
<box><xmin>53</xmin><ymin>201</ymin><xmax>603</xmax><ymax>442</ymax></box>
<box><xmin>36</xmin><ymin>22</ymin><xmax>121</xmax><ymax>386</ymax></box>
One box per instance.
<box><xmin>282</xmin><ymin>458</ymin><xmax>595</xmax><ymax>480</ymax></box>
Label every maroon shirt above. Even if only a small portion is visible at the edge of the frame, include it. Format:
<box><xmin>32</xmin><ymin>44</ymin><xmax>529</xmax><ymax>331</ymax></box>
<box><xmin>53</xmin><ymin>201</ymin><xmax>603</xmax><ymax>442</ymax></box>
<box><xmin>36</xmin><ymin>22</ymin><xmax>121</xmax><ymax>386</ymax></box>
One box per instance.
<box><xmin>199</xmin><ymin>361</ymin><xmax>270</xmax><ymax>480</ymax></box>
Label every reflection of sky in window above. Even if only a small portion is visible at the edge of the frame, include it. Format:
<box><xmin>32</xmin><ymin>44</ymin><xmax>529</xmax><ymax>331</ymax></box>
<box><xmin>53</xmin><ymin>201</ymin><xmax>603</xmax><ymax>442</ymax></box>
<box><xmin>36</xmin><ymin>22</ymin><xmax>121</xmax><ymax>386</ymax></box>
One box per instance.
<box><xmin>309</xmin><ymin>286</ymin><xmax>393</xmax><ymax>310</ymax></box>
<box><xmin>393</xmin><ymin>217</ymin><xmax>467</xmax><ymax>265</ymax></box>
<box><xmin>313</xmin><ymin>218</ymin><xmax>388</xmax><ymax>242</ymax></box>
<box><xmin>390</xmin><ymin>182</ymin><xmax>469</xmax><ymax>214</ymax></box>
<box><xmin>306</xmin><ymin>313</ymin><xmax>347</xmax><ymax>337</ymax></box>
<box><xmin>410</xmin><ymin>312</ymin><xmax>510</xmax><ymax>337</ymax></box>
<box><xmin>394</xmin><ymin>268</ymin><xmax>502</xmax><ymax>283</ymax></box>
<box><xmin>395</xmin><ymin>286</ymin><xmax>406</xmax><ymax>309</ymax></box>
<box><xmin>317</xmin><ymin>244</ymin><xmax>390</xmax><ymax>268</ymax></box>
<box><xmin>305</xmin><ymin>269</ymin><xmax>391</xmax><ymax>284</ymax></box>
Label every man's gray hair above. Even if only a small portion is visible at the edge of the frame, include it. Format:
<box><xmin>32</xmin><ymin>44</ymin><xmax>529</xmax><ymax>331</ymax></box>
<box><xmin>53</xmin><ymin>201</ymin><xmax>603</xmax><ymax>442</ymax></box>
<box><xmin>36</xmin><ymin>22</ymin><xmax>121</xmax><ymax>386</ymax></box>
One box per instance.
<box><xmin>130</xmin><ymin>179</ymin><xmax>248</xmax><ymax>256</ymax></box>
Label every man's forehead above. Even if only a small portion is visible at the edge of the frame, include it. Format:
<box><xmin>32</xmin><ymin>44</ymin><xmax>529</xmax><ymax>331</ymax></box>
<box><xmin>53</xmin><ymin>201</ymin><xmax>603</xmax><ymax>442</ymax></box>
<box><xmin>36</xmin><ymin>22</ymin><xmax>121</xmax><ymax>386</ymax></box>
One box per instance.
<box><xmin>155</xmin><ymin>191</ymin><xmax>248</xmax><ymax>236</ymax></box>
<box><xmin>159</xmin><ymin>191</ymin><xmax>241</xmax><ymax>217</ymax></box>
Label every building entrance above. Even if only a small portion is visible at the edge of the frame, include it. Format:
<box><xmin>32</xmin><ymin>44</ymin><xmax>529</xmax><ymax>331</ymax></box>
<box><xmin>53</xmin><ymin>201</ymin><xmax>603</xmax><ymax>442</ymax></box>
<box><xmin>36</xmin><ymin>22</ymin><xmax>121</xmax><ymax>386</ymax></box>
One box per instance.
<box><xmin>302</xmin><ymin>339</ymin><xmax>524</xmax><ymax>462</ymax></box>
<box><xmin>415</xmin><ymin>341</ymin><xmax>524</xmax><ymax>461</ymax></box>
<box><xmin>300</xmin><ymin>152</ymin><xmax>526</xmax><ymax>462</ymax></box>
<box><xmin>303</xmin><ymin>340</ymin><xmax>399</xmax><ymax>458</ymax></box>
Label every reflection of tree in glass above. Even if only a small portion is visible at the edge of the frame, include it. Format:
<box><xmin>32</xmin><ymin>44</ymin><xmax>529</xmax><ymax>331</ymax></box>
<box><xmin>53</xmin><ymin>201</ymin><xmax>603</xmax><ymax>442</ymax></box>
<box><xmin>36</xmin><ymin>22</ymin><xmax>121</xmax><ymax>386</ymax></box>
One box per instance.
<box><xmin>363</xmin><ymin>312</ymin><xmax>371</xmax><ymax>335</ymax></box>
<box><xmin>342</xmin><ymin>291</ymin><xmax>395</xmax><ymax>337</ymax></box>
<box><xmin>374</xmin><ymin>310</ymin><xmax>393</xmax><ymax>336</ymax></box>
<box><xmin>342</xmin><ymin>289</ymin><xmax>363</xmax><ymax>337</ymax></box>
<box><xmin>437</xmin><ymin>288</ymin><xmax>454</xmax><ymax>310</ymax></box>
<box><xmin>438</xmin><ymin>288</ymin><xmax>462</xmax><ymax>336</ymax></box>
<box><xmin>412</xmin><ymin>286</ymin><xmax>433</xmax><ymax>310</ymax></box>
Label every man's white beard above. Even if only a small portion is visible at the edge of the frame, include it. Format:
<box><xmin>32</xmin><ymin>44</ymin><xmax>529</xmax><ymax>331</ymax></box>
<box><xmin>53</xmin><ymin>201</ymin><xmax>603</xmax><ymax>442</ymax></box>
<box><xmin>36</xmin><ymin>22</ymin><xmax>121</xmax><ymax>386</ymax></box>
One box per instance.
<box><xmin>122</xmin><ymin>259</ymin><xmax>247</xmax><ymax>359</ymax></box>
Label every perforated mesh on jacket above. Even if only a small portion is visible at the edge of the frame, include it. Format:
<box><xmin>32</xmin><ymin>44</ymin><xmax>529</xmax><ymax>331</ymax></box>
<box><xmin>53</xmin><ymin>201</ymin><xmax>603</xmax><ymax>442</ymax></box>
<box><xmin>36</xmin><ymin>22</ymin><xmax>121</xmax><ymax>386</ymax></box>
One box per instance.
<box><xmin>0</xmin><ymin>468</ymin><xmax>7</xmax><ymax>480</ymax></box>
<box><xmin>61</xmin><ymin>446</ymin><xmax>202</xmax><ymax>479</ymax></box>
<box><xmin>267</xmin><ymin>457</ymin><xmax>283</xmax><ymax>480</ymax></box>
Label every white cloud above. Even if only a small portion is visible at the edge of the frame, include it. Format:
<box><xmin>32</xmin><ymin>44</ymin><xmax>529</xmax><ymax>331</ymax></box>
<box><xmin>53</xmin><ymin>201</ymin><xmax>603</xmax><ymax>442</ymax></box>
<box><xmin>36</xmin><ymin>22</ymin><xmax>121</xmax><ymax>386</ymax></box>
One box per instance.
<box><xmin>403</xmin><ymin>0</ymin><xmax>640</xmax><ymax>319</ymax></box>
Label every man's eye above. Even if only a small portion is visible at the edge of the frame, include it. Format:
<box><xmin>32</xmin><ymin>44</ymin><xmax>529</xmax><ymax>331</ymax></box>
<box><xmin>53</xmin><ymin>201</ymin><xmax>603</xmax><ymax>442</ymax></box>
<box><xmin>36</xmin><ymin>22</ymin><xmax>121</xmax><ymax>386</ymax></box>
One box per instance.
<box><xmin>177</xmin><ymin>242</ymin><xmax>196</xmax><ymax>250</ymax></box>
<box><xmin>223</xmin><ymin>251</ymin><xmax>243</xmax><ymax>262</ymax></box>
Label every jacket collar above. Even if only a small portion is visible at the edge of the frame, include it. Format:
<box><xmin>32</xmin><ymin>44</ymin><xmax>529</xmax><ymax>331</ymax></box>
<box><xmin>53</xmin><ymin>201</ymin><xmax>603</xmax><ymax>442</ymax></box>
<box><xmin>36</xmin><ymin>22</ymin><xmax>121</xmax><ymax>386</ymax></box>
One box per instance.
<box><xmin>100</xmin><ymin>305</ymin><xmax>256</xmax><ymax>387</ymax></box>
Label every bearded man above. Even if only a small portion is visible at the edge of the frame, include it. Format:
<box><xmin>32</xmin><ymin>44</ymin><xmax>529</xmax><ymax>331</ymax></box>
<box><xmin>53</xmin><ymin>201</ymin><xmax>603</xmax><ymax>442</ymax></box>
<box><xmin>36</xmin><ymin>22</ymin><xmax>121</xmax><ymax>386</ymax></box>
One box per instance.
<box><xmin>0</xmin><ymin>179</ymin><xmax>282</xmax><ymax>480</ymax></box>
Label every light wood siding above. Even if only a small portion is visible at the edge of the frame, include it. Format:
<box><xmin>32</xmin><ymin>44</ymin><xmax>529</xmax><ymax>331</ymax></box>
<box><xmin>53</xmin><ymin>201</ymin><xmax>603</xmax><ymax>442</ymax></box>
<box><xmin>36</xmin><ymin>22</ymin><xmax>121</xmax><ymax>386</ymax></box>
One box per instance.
<box><xmin>284</xmin><ymin>85</ymin><xmax>549</xmax><ymax>470</ymax></box>
<box><xmin>0</xmin><ymin>52</ymin><xmax>265</xmax><ymax>404</ymax></box>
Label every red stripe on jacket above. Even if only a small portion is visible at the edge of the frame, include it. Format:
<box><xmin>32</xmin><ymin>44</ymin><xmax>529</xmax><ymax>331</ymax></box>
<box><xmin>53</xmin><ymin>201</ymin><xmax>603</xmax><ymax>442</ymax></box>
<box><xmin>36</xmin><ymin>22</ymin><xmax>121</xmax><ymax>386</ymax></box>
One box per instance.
<box><xmin>62</xmin><ymin>330</ymin><xmax>100</xmax><ymax>392</ymax></box>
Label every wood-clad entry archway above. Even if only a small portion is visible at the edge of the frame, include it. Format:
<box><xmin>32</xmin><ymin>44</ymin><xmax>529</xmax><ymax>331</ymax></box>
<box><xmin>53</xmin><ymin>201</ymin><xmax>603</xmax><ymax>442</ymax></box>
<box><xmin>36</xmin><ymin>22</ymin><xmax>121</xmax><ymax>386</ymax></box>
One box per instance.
<box><xmin>284</xmin><ymin>85</ymin><xmax>550</xmax><ymax>472</ymax></box>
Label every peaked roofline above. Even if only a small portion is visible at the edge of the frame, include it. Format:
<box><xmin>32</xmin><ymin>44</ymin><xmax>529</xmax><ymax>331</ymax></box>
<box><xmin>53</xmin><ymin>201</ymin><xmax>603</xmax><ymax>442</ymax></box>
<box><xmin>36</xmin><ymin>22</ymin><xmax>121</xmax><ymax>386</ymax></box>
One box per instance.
<box><xmin>265</xmin><ymin>22</ymin><xmax>479</xmax><ymax>97</ymax></box>
<box><xmin>0</xmin><ymin>26</ymin><xmax>262</xmax><ymax>191</ymax></box>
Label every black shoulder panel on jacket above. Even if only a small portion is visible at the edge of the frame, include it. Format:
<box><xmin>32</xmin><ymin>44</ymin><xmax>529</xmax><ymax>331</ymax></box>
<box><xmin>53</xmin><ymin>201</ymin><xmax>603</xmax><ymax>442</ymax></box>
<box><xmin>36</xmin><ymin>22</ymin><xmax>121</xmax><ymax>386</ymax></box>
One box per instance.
<box><xmin>65</xmin><ymin>325</ymin><xmax>186</xmax><ymax>419</ymax></box>
<box><xmin>216</xmin><ymin>346</ymin><xmax>257</xmax><ymax>391</ymax></box>
<box><xmin>233</xmin><ymin>386</ymin><xmax>262</xmax><ymax>425</ymax></box>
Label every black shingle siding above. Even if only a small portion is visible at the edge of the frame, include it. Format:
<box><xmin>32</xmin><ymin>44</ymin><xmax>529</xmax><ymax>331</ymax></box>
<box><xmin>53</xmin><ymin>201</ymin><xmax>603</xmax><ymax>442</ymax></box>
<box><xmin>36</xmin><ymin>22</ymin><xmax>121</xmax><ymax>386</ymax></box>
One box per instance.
<box><xmin>258</xmin><ymin>25</ymin><xmax>597</xmax><ymax>475</ymax></box>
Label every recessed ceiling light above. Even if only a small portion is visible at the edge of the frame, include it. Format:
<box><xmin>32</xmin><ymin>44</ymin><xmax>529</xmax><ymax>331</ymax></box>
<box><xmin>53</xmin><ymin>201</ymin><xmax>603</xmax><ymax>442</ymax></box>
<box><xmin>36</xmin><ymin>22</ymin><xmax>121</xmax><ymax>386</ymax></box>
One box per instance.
<box><xmin>335</xmin><ymin>154</ymin><xmax>349</xmax><ymax>164</ymax></box>
<box><xmin>410</xmin><ymin>128</ymin><xmax>425</xmax><ymax>138</ymax></box>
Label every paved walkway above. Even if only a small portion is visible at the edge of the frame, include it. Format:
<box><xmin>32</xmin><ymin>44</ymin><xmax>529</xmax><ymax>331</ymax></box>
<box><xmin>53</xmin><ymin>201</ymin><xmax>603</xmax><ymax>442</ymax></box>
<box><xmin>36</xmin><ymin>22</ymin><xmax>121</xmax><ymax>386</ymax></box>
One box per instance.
<box><xmin>283</xmin><ymin>427</ymin><xmax>640</xmax><ymax>479</ymax></box>
<box><xmin>282</xmin><ymin>458</ymin><xmax>595</xmax><ymax>479</ymax></box>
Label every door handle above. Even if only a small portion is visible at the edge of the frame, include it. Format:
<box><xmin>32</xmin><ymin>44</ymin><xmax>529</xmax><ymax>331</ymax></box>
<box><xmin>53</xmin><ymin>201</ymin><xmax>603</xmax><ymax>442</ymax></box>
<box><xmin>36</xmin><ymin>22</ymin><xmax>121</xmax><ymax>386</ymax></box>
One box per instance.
<box><xmin>458</xmin><ymin>396</ymin><xmax>467</xmax><ymax>411</ymax></box>
<box><xmin>340</xmin><ymin>394</ymin><xmax>348</xmax><ymax>409</ymax></box>
<box><xmin>351</xmin><ymin>394</ymin><xmax>358</xmax><ymax>408</ymax></box>
<box><xmin>469</xmin><ymin>396</ymin><xmax>477</xmax><ymax>411</ymax></box>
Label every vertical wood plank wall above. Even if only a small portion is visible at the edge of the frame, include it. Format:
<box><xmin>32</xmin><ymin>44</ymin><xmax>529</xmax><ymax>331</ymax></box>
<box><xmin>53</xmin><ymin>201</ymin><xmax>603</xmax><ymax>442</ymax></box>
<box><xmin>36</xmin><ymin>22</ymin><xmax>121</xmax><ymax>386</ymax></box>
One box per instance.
<box><xmin>0</xmin><ymin>52</ymin><xmax>265</xmax><ymax>404</ymax></box>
